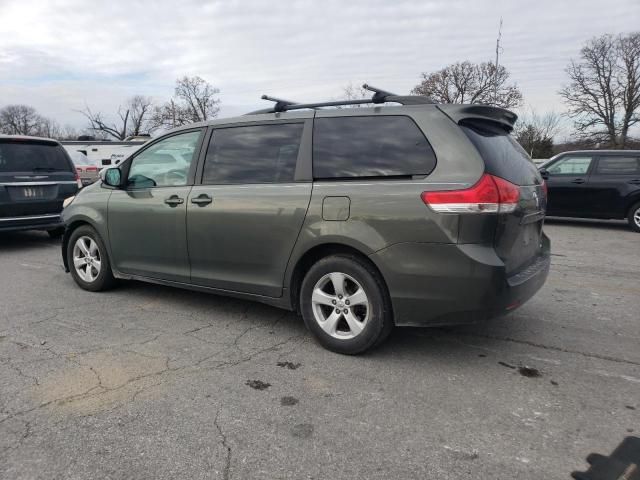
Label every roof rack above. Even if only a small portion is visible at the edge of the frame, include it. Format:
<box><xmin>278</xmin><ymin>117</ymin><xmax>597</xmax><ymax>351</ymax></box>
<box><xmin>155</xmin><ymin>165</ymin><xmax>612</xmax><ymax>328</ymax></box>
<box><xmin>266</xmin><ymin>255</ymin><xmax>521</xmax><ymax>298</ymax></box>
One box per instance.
<box><xmin>246</xmin><ymin>84</ymin><xmax>435</xmax><ymax>114</ymax></box>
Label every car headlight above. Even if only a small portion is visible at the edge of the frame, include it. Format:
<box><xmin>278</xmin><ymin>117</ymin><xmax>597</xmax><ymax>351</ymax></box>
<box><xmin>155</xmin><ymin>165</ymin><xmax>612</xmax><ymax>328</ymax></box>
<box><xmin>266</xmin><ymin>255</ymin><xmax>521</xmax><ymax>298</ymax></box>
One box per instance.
<box><xmin>63</xmin><ymin>196</ymin><xmax>76</xmax><ymax>208</ymax></box>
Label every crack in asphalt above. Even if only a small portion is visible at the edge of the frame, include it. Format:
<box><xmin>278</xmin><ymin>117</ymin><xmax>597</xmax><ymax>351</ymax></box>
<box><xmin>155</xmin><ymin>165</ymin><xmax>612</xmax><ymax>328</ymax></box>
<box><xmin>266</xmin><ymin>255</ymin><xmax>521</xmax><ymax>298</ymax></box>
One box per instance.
<box><xmin>456</xmin><ymin>332</ymin><xmax>640</xmax><ymax>367</ymax></box>
<box><xmin>214</xmin><ymin>409</ymin><xmax>232</xmax><ymax>480</ymax></box>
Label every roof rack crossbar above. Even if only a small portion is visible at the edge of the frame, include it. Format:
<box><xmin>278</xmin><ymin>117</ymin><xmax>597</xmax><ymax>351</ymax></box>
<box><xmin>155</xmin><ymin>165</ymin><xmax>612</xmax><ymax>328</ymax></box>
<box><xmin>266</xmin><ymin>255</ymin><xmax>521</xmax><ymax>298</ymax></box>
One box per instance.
<box><xmin>248</xmin><ymin>83</ymin><xmax>435</xmax><ymax>114</ymax></box>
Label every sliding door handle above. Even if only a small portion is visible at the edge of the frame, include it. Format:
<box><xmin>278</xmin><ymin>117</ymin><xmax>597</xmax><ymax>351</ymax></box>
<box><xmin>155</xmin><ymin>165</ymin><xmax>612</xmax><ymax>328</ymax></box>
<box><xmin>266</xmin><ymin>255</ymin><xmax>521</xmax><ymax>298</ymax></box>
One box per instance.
<box><xmin>191</xmin><ymin>194</ymin><xmax>213</xmax><ymax>206</ymax></box>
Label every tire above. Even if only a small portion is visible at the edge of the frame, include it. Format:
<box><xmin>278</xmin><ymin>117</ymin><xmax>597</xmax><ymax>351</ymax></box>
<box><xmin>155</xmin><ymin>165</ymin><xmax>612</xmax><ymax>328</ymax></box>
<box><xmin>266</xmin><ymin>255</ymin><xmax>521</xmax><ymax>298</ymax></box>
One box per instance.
<box><xmin>47</xmin><ymin>227</ymin><xmax>65</xmax><ymax>239</ymax></box>
<box><xmin>628</xmin><ymin>202</ymin><xmax>640</xmax><ymax>233</ymax></box>
<box><xmin>300</xmin><ymin>254</ymin><xmax>393</xmax><ymax>354</ymax></box>
<box><xmin>66</xmin><ymin>225</ymin><xmax>116</xmax><ymax>291</ymax></box>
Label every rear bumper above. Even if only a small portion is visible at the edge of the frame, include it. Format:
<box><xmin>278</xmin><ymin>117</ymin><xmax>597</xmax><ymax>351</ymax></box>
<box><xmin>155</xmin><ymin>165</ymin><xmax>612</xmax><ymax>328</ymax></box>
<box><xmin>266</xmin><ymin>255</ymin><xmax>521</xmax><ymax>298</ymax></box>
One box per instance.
<box><xmin>370</xmin><ymin>235</ymin><xmax>551</xmax><ymax>327</ymax></box>
<box><xmin>0</xmin><ymin>213</ymin><xmax>64</xmax><ymax>232</ymax></box>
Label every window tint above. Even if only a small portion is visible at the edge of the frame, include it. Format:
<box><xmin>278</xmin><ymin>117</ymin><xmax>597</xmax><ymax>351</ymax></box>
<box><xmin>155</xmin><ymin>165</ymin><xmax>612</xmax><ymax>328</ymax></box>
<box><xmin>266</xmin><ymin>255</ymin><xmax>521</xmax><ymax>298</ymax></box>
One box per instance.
<box><xmin>312</xmin><ymin>116</ymin><xmax>436</xmax><ymax>179</ymax></box>
<box><xmin>547</xmin><ymin>156</ymin><xmax>593</xmax><ymax>175</ymax></box>
<box><xmin>0</xmin><ymin>140</ymin><xmax>72</xmax><ymax>173</ymax></box>
<box><xmin>128</xmin><ymin>130</ymin><xmax>202</xmax><ymax>188</ymax></box>
<box><xmin>461</xmin><ymin>121</ymin><xmax>540</xmax><ymax>186</ymax></box>
<box><xmin>202</xmin><ymin>123</ymin><xmax>303</xmax><ymax>184</ymax></box>
<box><xmin>596</xmin><ymin>156</ymin><xmax>640</xmax><ymax>175</ymax></box>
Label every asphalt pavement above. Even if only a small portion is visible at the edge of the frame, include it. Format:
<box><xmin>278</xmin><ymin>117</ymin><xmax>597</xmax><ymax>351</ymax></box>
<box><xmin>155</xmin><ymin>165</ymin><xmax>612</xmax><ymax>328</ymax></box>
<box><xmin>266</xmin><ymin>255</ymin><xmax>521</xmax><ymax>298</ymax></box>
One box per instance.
<box><xmin>0</xmin><ymin>218</ymin><xmax>638</xmax><ymax>479</ymax></box>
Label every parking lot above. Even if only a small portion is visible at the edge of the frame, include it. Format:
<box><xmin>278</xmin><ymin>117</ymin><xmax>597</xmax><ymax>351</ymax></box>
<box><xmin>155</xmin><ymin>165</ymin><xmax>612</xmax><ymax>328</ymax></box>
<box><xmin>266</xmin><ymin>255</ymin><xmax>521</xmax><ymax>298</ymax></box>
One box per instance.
<box><xmin>0</xmin><ymin>220</ymin><xmax>638</xmax><ymax>479</ymax></box>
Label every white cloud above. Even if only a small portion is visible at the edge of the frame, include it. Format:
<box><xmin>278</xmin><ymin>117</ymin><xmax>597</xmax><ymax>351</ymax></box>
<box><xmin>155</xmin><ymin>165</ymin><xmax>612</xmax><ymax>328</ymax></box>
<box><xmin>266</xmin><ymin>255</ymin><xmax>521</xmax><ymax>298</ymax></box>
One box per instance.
<box><xmin>1</xmin><ymin>0</ymin><xmax>639</xmax><ymax>129</ymax></box>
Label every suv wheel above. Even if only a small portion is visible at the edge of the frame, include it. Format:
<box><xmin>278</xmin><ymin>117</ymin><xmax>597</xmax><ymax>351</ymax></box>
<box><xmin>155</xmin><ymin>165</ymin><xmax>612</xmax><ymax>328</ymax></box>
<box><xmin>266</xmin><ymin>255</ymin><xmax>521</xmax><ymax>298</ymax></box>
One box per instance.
<box><xmin>300</xmin><ymin>255</ymin><xmax>393</xmax><ymax>354</ymax></box>
<box><xmin>628</xmin><ymin>202</ymin><xmax>640</xmax><ymax>233</ymax></box>
<box><xmin>67</xmin><ymin>225</ymin><xmax>116</xmax><ymax>291</ymax></box>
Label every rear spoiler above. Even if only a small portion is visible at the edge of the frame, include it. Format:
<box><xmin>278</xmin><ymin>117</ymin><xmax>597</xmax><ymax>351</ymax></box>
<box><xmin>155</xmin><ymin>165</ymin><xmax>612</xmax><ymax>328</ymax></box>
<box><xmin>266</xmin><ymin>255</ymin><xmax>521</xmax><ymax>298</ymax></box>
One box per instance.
<box><xmin>437</xmin><ymin>104</ymin><xmax>518</xmax><ymax>132</ymax></box>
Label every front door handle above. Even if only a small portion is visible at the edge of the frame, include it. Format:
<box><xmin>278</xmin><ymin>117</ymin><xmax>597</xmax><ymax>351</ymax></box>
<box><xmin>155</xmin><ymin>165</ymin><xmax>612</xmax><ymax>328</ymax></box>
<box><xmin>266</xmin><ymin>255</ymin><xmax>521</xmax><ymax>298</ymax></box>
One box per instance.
<box><xmin>164</xmin><ymin>195</ymin><xmax>184</xmax><ymax>207</ymax></box>
<box><xmin>628</xmin><ymin>179</ymin><xmax>640</xmax><ymax>185</ymax></box>
<box><xmin>571</xmin><ymin>178</ymin><xmax>586</xmax><ymax>184</ymax></box>
<box><xmin>191</xmin><ymin>194</ymin><xmax>213</xmax><ymax>206</ymax></box>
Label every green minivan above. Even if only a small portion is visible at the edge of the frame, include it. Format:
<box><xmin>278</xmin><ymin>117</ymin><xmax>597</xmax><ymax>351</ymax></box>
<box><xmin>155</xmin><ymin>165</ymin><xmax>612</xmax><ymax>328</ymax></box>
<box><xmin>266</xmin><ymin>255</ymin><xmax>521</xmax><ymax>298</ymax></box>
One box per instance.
<box><xmin>61</xmin><ymin>87</ymin><xmax>550</xmax><ymax>354</ymax></box>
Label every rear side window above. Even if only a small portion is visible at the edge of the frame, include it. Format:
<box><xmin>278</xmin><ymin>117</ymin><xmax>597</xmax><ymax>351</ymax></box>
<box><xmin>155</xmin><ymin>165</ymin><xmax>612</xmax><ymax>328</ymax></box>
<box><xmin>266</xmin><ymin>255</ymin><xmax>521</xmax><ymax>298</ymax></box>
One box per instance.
<box><xmin>312</xmin><ymin>116</ymin><xmax>436</xmax><ymax>179</ymax></box>
<box><xmin>0</xmin><ymin>140</ymin><xmax>72</xmax><ymax>172</ymax></box>
<box><xmin>596</xmin><ymin>156</ymin><xmax>640</xmax><ymax>175</ymax></box>
<box><xmin>548</xmin><ymin>156</ymin><xmax>593</xmax><ymax>175</ymax></box>
<box><xmin>203</xmin><ymin>123</ymin><xmax>303</xmax><ymax>184</ymax></box>
<box><xmin>461</xmin><ymin>121</ymin><xmax>541</xmax><ymax>186</ymax></box>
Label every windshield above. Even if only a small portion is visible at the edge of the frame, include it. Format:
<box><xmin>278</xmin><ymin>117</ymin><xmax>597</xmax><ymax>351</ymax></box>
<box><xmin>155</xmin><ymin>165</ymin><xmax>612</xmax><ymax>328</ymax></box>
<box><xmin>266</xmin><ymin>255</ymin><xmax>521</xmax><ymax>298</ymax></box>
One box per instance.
<box><xmin>0</xmin><ymin>140</ymin><xmax>72</xmax><ymax>172</ymax></box>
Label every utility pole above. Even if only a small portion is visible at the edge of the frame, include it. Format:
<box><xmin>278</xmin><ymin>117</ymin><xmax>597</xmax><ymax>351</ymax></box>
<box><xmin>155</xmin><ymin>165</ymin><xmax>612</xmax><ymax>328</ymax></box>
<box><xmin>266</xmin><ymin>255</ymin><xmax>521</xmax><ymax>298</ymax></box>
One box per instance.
<box><xmin>494</xmin><ymin>17</ymin><xmax>503</xmax><ymax>105</ymax></box>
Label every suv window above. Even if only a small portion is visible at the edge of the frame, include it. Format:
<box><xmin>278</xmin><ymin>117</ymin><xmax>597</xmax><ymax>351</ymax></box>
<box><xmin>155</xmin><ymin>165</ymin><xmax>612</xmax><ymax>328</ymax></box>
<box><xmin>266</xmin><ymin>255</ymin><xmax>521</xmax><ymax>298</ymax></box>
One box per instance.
<box><xmin>127</xmin><ymin>130</ymin><xmax>202</xmax><ymax>188</ymax></box>
<box><xmin>547</xmin><ymin>156</ymin><xmax>593</xmax><ymax>175</ymax></box>
<box><xmin>202</xmin><ymin>123</ymin><xmax>303</xmax><ymax>184</ymax></box>
<box><xmin>596</xmin><ymin>156</ymin><xmax>640</xmax><ymax>175</ymax></box>
<box><xmin>312</xmin><ymin>116</ymin><xmax>436</xmax><ymax>179</ymax></box>
<box><xmin>0</xmin><ymin>140</ymin><xmax>72</xmax><ymax>173</ymax></box>
<box><xmin>461</xmin><ymin>121</ymin><xmax>540</xmax><ymax>186</ymax></box>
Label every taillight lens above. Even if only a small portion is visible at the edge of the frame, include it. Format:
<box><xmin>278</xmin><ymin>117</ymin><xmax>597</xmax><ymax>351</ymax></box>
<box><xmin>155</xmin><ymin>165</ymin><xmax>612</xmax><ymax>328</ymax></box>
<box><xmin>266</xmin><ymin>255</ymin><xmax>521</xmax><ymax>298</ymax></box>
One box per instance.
<box><xmin>421</xmin><ymin>174</ymin><xmax>520</xmax><ymax>214</ymax></box>
<box><xmin>541</xmin><ymin>180</ymin><xmax>548</xmax><ymax>196</ymax></box>
<box><xmin>74</xmin><ymin>168</ymin><xmax>83</xmax><ymax>188</ymax></box>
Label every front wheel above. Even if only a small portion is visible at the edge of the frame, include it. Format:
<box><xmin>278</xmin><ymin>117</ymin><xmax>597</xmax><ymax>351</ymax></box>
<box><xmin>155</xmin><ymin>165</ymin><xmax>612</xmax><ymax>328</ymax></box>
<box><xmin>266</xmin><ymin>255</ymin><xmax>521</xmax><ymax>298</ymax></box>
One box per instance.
<box><xmin>67</xmin><ymin>225</ymin><xmax>116</xmax><ymax>291</ymax></box>
<box><xmin>300</xmin><ymin>255</ymin><xmax>393</xmax><ymax>354</ymax></box>
<box><xmin>628</xmin><ymin>202</ymin><xmax>640</xmax><ymax>233</ymax></box>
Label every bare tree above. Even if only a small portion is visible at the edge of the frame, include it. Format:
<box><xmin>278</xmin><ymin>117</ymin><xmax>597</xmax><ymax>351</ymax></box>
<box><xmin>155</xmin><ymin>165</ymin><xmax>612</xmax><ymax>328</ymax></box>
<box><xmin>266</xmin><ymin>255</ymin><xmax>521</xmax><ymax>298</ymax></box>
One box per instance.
<box><xmin>153</xmin><ymin>76</ymin><xmax>221</xmax><ymax>129</ymax></box>
<box><xmin>80</xmin><ymin>95</ymin><xmax>156</xmax><ymax>140</ymax></box>
<box><xmin>412</xmin><ymin>61</ymin><xmax>523</xmax><ymax>109</ymax></box>
<box><xmin>560</xmin><ymin>32</ymin><xmax>640</xmax><ymax>148</ymax></box>
<box><xmin>0</xmin><ymin>105</ymin><xmax>46</xmax><ymax>136</ymax></box>
<box><xmin>514</xmin><ymin>109</ymin><xmax>562</xmax><ymax>158</ymax></box>
<box><xmin>341</xmin><ymin>83</ymin><xmax>369</xmax><ymax>107</ymax></box>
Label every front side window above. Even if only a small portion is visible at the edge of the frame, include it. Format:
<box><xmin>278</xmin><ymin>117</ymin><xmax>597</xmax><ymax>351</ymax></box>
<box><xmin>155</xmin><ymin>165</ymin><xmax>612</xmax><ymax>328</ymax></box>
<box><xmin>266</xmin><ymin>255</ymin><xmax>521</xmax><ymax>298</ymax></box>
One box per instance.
<box><xmin>312</xmin><ymin>116</ymin><xmax>436</xmax><ymax>179</ymax></box>
<box><xmin>596</xmin><ymin>156</ymin><xmax>640</xmax><ymax>175</ymax></box>
<box><xmin>127</xmin><ymin>130</ymin><xmax>202</xmax><ymax>188</ymax></box>
<box><xmin>202</xmin><ymin>123</ymin><xmax>303</xmax><ymax>184</ymax></box>
<box><xmin>547</xmin><ymin>156</ymin><xmax>593</xmax><ymax>176</ymax></box>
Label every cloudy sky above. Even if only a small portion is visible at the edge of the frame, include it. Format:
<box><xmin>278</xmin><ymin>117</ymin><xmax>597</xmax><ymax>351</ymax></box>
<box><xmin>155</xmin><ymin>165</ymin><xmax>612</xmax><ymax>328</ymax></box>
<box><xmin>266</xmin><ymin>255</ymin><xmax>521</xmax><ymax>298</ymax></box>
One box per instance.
<box><xmin>1</xmin><ymin>0</ymin><xmax>639</xmax><ymax>137</ymax></box>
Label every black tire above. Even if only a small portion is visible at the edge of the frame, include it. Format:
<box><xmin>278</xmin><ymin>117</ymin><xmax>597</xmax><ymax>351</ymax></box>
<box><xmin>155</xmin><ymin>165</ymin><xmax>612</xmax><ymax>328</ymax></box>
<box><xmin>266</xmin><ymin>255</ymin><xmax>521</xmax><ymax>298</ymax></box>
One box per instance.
<box><xmin>66</xmin><ymin>225</ymin><xmax>116</xmax><ymax>292</ymax></box>
<box><xmin>628</xmin><ymin>202</ymin><xmax>640</xmax><ymax>233</ymax></box>
<box><xmin>47</xmin><ymin>227</ymin><xmax>65</xmax><ymax>238</ymax></box>
<box><xmin>300</xmin><ymin>254</ymin><xmax>393</xmax><ymax>354</ymax></box>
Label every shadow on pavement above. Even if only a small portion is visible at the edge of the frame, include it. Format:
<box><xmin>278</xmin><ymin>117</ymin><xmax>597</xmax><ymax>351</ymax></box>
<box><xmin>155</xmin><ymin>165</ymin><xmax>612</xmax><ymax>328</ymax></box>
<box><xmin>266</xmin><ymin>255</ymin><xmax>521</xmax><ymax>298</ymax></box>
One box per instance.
<box><xmin>0</xmin><ymin>230</ymin><xmax>60</xmax><ymax>251</ymax></box>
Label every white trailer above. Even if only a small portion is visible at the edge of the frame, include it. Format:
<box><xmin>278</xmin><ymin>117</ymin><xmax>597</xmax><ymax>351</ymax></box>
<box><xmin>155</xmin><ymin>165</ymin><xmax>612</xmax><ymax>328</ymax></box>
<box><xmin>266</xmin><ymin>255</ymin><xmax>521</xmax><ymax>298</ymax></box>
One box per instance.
<box><xmin>60</xmin><ymin>140</ymin><xmax>148</xmax><ymax>168</ymax></box>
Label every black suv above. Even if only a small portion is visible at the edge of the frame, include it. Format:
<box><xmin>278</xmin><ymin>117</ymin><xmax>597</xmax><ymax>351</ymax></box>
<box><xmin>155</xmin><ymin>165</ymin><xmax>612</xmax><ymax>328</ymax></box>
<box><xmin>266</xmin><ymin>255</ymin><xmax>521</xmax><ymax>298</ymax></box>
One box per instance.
<box><xmin>540</xmin><ymin>150</ymin><xmax>640</xmax><ymax>232</ymax></box>
<box><xmin>0</xmin><ymin>135</ymin><xmax>80</xmax><ymax>236</ymax></box>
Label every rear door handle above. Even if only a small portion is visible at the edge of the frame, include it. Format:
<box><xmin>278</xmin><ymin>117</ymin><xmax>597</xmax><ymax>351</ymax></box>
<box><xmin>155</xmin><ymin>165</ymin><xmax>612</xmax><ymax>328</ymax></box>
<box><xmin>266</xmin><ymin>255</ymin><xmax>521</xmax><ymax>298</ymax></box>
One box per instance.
<box><xmin>191</xmin><ymin>194</ymin><xmax>213</xmax><ymax>206</ymax></box>
<box><xmin>164</xmin><ymin>195</ymin><xmax>184</xmax><ymax>206</ymax></box>
<box><xmin>628</xmin><ymin>179</ymin><xmax>640</xmax><ymax>185</ymax></box>
<box><xmin>571</xmin><ymin>178</ymin><xmax>586</xmax><ymax>184</ymax></box>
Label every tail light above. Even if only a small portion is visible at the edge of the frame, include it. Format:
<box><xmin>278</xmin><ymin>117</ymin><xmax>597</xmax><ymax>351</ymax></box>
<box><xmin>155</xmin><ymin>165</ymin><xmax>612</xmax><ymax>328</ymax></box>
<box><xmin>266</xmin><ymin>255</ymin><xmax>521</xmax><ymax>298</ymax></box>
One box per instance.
<box><xmin>74</xmin><ymin>168</ymin><xmax>83</xmax><ymax>188</ymax></box>
<box><xmin>421</xmin><ymin>174</ymin><xmax>520</xmax><ymax>214</ymax></box>
<box><xmin>541</xmin><ymin>180</ymin><xmax>548</xmax><ymax>197</ymax></box>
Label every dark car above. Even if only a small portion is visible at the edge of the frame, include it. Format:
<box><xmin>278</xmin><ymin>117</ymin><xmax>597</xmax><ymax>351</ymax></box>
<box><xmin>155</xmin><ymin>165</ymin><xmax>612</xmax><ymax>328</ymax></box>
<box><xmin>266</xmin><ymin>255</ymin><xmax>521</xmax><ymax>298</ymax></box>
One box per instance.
<box><xmin>540</xmin><ymin>150</ymin><xmax>640</xmax><ymax>232</ymax></box>
<box><xmin>0</xmin><ymin>135</ymin><xmax>80</xmax><ymax>237</ymax></box>
<box><xmin>61</xmin><ymin>86</ymin><xmax>550</xmax><ymax>354</ymax></box>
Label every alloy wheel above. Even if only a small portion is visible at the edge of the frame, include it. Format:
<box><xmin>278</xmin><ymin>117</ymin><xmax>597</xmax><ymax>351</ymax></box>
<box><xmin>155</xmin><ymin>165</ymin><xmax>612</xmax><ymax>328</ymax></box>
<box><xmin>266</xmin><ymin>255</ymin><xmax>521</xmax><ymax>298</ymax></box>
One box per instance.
<box><xmin>311</xmin><ymin>272</ymin><xmax>370</xmax><ymax>340</ymax></box>
<box><xmin>73</xmin><ymin>236</ymin><xmax>102</xmax><ymax>283</ymax></box>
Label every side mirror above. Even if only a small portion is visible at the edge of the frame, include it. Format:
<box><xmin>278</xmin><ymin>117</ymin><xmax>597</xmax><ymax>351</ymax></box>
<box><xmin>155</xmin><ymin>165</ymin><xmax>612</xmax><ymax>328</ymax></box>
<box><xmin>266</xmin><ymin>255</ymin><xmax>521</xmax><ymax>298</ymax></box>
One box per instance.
<box><xmin>539</xmin><ymin>168</ymin><xmax>550</xmax><ymax>180</ymax></box>
<box><xmin>100</xmin><ymin>167</ymin><xmax>122</xmax><ymax>187</ymax></box>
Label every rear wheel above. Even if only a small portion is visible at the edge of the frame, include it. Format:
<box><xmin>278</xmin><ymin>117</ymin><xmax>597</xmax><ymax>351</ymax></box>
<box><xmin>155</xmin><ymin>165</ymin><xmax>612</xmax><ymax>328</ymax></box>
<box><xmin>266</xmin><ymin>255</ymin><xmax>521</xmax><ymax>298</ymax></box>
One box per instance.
<box><xmin>628</xmin><ymin>202</ymin><xmax>640</xmax><ymax>233</ymax></box>
<box><xmin>300</xmin><ymin>255</ymin><xmax>393</xmax><ymax>354</ymax></box>
<box><xmin>67</xmin><ymin>225</ymin><xmax>116</xmax><ymax>291</ymax></box>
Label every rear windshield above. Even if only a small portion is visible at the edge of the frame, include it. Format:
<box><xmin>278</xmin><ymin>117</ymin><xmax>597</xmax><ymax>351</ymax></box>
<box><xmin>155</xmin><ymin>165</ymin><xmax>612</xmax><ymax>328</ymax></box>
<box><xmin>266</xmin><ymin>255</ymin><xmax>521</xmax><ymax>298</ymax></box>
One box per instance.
<box><xmin>461</xmin><ymin>121</ymin><xmax>541</xmax><ymax>186</ymax></box>
<box><xmin>0</xmin><ymin>140</ymin><xmax>72</xmax><ymax>173</ymax></box>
